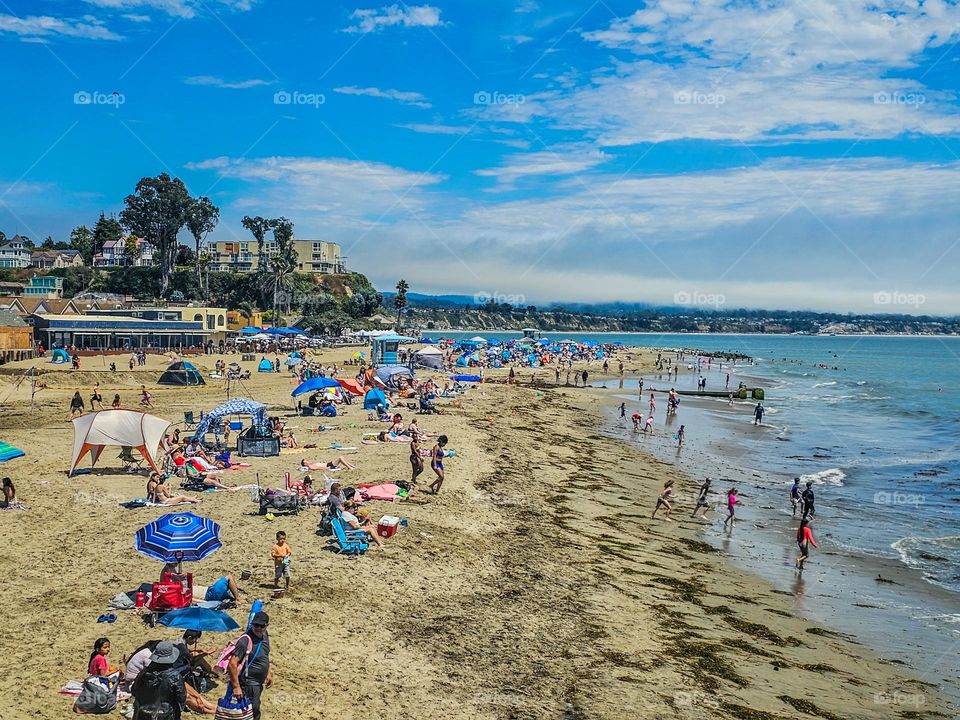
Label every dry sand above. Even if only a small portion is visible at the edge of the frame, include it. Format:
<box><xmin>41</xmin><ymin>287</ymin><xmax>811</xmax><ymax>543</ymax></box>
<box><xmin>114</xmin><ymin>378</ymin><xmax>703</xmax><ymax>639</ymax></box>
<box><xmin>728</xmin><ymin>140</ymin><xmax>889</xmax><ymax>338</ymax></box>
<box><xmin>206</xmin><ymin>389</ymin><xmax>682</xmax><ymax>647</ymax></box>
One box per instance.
<box><xmin>0</xmin><ymin>349</ymin><xmax>951</xmax><ymax>719</ymax></box>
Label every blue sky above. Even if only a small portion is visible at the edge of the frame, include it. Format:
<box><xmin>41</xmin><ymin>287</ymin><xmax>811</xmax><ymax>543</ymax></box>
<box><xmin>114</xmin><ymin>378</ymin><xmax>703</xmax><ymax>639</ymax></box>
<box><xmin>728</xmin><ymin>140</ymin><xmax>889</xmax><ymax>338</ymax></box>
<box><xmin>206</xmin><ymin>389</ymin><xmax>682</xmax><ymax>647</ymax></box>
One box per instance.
<box><xmin>1</xmin><ymin>0</ymin><xmax>960</xmax><ymax>314</ymax></box>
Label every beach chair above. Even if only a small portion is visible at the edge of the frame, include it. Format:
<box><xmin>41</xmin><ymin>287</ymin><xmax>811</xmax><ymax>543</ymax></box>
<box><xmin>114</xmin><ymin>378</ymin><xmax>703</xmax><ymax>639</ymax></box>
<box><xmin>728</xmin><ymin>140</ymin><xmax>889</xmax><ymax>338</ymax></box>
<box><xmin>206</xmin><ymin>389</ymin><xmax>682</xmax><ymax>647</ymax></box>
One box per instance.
<box><xmin>118</xmin><ymin>446</ymin><xmax>144</xmax><ymax>472</ymax></box>
<box><xmin>181</xmin><ymin>464</ymin><xmax>208</xmax><ymax>491</ymax></box>
<box><xmin>330</xmin><ymin>514</ymin><xmax>368</xmax><ymax>555</ymax></box>
<box><xmin>183</xmin><ymin>411</ymin><xmax>198</xmax><ymax>430</ymax></box>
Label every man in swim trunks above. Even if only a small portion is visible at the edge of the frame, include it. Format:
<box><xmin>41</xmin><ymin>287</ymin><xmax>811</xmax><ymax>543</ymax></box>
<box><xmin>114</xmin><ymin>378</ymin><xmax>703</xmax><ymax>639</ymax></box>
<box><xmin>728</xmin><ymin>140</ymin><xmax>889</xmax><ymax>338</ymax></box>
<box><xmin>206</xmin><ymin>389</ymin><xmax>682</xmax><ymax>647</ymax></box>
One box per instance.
<box><xmin>790</xmin><ymin>477</ymin><xmax>802</xmax><ymax>517</ymax></box>
<box><xmin>801</xmin><ymin>481</ymin><xmax>815</xmax><ymax>521</ymax></box>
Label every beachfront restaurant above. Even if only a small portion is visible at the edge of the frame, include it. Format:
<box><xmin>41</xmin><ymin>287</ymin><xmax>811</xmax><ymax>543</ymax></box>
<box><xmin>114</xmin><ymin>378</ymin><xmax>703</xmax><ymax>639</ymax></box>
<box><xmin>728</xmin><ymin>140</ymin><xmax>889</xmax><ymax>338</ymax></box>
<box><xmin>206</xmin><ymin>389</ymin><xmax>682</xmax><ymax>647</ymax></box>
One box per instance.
<box><xmin>29</xmin><ymin>313</ymin><xmax>208</xmax><ymax>351</ymax></box>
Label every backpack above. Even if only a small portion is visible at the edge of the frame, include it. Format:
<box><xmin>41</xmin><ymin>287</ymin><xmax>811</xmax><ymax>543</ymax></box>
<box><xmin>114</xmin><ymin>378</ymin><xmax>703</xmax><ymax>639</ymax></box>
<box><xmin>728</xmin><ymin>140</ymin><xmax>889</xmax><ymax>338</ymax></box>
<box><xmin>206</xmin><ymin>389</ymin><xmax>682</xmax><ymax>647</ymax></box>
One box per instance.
<box><xmin>216</xmin><ymin>634</ymin><xmax>263</xmax><ymax>677</ymax></box>
<box><xmin>317</xmin><ymin>510</ymin><xmax>333</xmax><ymax>537</ymax></box>
<box><xmin>73</xmin><ymin>677</ymin><xmax>118</xmax><ymax>714</ymax></box>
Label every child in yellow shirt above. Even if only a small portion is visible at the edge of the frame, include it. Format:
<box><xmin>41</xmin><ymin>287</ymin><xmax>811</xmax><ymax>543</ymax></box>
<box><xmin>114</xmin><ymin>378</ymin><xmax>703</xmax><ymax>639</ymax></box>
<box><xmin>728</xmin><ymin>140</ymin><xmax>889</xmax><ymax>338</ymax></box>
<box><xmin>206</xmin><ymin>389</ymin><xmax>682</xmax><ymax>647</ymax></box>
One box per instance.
<box><xmin>271</xmin><ymin>531</ymin><xmax>292</xmax><ymax>591</ymax></box>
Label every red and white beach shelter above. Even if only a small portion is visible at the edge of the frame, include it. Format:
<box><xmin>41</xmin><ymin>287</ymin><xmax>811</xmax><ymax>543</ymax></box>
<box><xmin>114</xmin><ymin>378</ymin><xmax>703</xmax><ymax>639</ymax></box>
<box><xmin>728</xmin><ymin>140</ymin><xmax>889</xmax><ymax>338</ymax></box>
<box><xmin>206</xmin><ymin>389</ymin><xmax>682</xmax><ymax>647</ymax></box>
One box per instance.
<box><xmin>69</xmin><ymin>409</ymin><xmax>172</xmax><ymax>476</ymax></box>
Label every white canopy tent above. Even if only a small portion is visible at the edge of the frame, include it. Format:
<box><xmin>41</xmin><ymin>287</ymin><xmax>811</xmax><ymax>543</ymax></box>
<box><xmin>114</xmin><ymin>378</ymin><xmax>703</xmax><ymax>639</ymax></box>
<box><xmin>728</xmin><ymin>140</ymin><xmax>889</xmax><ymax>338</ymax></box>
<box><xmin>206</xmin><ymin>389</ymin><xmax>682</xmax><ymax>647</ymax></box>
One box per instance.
<box><xmin>69</xmin><ymin>409</ymin><xmax>172</xmax><ymax>476</ymax></box>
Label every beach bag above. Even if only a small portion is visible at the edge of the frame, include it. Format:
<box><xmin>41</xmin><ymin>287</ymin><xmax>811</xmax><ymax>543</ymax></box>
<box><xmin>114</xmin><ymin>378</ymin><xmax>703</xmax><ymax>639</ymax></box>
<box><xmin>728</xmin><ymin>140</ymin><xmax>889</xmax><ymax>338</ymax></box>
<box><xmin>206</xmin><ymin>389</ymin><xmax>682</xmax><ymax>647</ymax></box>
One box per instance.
<box><xmin>214</xmin><ymin>694</ymin><xmax>253</xmax><ymax>720</ymax></box>
<box><xmin>73</xmin><ymin>677</ymin><xmax>118</xmax><ymax>714</ymax></box>
<box><xmin>216</xmin><ymin>634</ymin><xmax>262</xmax><ymax>675</ymax></box>
<box><xmin>317</xmin><ymin>510</ymin><xmax>333</xmax><ymax>537</ymax></box>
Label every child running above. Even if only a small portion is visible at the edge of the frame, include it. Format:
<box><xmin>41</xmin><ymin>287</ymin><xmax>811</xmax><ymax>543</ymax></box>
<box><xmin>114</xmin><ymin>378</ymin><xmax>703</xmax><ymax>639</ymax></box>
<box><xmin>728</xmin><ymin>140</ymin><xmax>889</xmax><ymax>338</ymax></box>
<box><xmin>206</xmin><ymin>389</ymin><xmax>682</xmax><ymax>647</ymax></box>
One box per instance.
<box><xmin>651</xmin><ymin>479</ymin><xmax>674</xmax><ymax>521</ymax></box>
<box><xmin>796</xmin><ymin>518</ymin><xmax>818</xmax><ymax>571</ymax></box>
<box><xmin>271</xmin><ymin>531</ymin><xmax>292</xmax><ymax>591</ymax></box>
<box><xmin>723</xmin><ymin>487</ymin><xmax>738</xmax><ymax>530</ymax></box>
<box><xmin>691</xmin><ymin>477</ymin><xmax>712</xmax><ymax>519</ymax></box>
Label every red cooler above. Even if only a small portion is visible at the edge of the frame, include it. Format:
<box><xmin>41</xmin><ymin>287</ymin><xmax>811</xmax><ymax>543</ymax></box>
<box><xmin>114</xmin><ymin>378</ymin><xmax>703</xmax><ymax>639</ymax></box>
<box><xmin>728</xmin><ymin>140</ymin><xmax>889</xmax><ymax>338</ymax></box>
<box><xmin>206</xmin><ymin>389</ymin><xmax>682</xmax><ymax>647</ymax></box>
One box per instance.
<box><xmin>378</xmin><ymin>515</ymin><xmax>400</xmax><ymax>539</ymax></box>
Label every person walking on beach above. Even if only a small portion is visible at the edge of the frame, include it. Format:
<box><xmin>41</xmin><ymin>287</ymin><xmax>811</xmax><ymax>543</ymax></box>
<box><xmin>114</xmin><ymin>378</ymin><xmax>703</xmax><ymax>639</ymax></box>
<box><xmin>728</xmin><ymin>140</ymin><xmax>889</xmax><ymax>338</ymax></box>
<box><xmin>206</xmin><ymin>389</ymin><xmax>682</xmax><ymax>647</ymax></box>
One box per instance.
<box><xmin>428</xmin><ymin>435</ymin><xmax>448</xmax><ymax>494</ymax></box>
<box><xmin>638</xmin><ymin>377</ymin><xmax>644</xmax><ymax>400</ymax></box>
<box><xmin>227</xmin><ymin>611</ymin><xmax>272</xmax><ymax>720</ymax></box>
<box><xmin>754</xmin><ymin>402</ymin><xmax>764</xmax><ymax>425</ymax></box>
<box><xmin>801</xmin><ymin>481</ymin><xmax>816</xmax><ymax>520</ymax></box>
<box><xmin>555</xmin><ymin>366</ymin><xmax>561</xmax><ymax>385</ymax></box>
<box><xmin>676</xmin><ymin>424</ymin><xmax>685</xmax><ymax>448</ymax></box>
<box><xmin>651</xmin><ymin>479</ymin><xmax>674</xmax><ymax>521</ymax></box>
<box><xmin>619</xmin><ymin>402</ymin><xmax>626</xmax><ymax>419</ymax></box>
<box><xmin>692</xmin><ymin>477</ymin><xmax>712</xmax><ymax>519</ymax></box>
<box><xmin>581</xmin><ymin>369</ymin><xmax>588</xmax><ymax>387</ymax></box>
<box><xmin>565</xmin><ymin>369</ymin><xmax>571</xmax><ymax>386</ymax></box>
<box><xmin>410</xmin><ymin>434</ymin><xmax>424</xmax><ymax>484</ymax></box>
<box><xmin>796</xmin><ymin>517</ymin><xmax>818</xmax><ymax>571</ymax></box>
<box><xmin>725</xmin><ymin>373</ymin><xmax>730</xmax><ymax>389</ymax></box>
<box><xmin>723</xmin><ymin>487</ymin><xmax>739</xmax><ymax>530</ymax></box>
<box><xmin>649</xmin><ymin>393</ymin><xmax>656</xmax><ymax>416</ymax></box>
<box><xmin>790</xmin><ymin>477</ymin><xmax>802</xmax><ymax>517</ymax></box>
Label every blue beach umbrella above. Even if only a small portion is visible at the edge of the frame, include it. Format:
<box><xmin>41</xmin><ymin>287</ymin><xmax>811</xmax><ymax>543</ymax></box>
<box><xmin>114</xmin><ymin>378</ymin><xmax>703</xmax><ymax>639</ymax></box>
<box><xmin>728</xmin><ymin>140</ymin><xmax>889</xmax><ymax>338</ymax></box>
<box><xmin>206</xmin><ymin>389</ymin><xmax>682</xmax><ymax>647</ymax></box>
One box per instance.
<box><xmin>292</xmin><ymin>376</ymin><xmax>342</xmax><ymax>397</ymax></box>
<box><xmin>239</xmin><ymin>327</ymin><xmax>260</xmax><ymax>335</ymax></box>
<box><xmin>135</xmin><ymin>512</ymin><xmax>222</xmax><ymax>563</ymax></box>
<box><xmin>158</xmin><ymin>607</ymin><xmax>240</xmax><ymax>632</ymax></box>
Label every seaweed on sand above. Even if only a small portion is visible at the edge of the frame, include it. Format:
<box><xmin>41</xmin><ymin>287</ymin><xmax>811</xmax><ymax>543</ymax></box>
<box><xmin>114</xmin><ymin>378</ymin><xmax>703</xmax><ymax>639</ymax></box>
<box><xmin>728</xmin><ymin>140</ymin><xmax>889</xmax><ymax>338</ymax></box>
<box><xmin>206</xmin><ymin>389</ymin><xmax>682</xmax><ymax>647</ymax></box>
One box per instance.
<box><xmin>776</xmin><ymin>696</ymin><xmax>843</xmax><ymax>720</ymax></box>
<box><xmin>674</xmin><ymin>639</ymin><xmax>749</xmax><ymax>690</ymax></box>
<box><xmin>719</xmin><ymin>703</ymin><xmax>790</xmax><ymax>720</ymax></box>
<box><xmin>723</xmin><ymin>616</ymin><xmax>803</xmax><ymax>647</ymax></box>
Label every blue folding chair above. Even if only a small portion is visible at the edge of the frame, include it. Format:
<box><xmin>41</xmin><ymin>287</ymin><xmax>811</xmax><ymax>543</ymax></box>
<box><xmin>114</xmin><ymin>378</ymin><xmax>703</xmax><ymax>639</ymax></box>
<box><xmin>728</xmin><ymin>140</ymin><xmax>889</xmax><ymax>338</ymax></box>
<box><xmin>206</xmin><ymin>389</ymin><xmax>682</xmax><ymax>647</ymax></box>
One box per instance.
<box><xmin>330</xmin><ymin>513</ymin><xmax>368</xmax><ymax>555</ymax></box>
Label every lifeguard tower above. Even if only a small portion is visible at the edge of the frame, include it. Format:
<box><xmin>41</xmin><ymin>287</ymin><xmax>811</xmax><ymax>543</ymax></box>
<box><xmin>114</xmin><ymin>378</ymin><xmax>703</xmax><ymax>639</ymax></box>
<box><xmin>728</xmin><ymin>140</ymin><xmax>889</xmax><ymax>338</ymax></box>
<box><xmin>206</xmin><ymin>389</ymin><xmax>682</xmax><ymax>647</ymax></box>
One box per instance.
<box><xmin>521</xmin><ymin>327</ymin><xmax>544</xmax><ymax>341</ymax></box>
<box><xmin>371</xmin><ymin>334</ymin><xmax>415</xmax><ymax>365</ymax></box>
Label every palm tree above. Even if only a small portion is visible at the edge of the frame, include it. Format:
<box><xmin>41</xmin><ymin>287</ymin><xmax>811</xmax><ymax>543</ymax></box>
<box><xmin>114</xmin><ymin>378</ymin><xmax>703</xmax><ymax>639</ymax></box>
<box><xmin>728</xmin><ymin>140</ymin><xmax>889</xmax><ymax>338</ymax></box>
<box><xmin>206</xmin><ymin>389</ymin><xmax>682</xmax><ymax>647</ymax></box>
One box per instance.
<box><xmin>394</xmin><ymin>279</ymin><xmax>409</xmax><ymax>331</ymax></box>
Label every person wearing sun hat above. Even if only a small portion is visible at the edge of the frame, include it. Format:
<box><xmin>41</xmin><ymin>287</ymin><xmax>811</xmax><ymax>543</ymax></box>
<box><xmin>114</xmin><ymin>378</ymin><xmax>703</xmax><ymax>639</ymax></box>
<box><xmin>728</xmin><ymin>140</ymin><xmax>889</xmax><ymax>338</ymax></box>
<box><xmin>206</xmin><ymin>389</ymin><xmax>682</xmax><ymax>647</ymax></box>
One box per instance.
<box><xmin>131</xmin><ymin>640</ymin><xmax>187</xmax><ymax>719</ymax></box>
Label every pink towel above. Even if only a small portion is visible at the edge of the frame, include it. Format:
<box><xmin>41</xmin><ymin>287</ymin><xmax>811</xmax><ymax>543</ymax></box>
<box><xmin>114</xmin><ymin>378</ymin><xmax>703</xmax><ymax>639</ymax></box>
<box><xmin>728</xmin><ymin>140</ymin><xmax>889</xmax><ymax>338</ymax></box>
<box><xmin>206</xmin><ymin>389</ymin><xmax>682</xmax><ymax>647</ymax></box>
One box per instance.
<box><xmin>358</xmin><ymin>483</ymin><xmax>402</xmax><ymax>502</ymax></box>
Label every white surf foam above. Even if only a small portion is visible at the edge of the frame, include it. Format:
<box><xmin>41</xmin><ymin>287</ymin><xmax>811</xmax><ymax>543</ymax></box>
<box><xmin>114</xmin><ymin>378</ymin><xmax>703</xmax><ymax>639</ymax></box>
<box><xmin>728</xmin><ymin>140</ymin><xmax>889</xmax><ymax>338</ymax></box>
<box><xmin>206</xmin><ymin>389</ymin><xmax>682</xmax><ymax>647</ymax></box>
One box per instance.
<box><xmin>799</xmin><ymin>468</ymin><xmax>846</xmax><ymax>486</ymax></box>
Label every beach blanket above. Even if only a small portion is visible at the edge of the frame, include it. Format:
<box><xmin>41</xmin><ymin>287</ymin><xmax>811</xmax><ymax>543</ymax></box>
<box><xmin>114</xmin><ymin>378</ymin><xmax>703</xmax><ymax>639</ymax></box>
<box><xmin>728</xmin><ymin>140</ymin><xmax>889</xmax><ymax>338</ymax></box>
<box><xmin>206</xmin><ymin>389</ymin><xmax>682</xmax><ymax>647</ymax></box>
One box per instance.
<box><xmin>0</xmin><ymin>441</ymin><xmax>24</xmax><ymax>463</ymax></box>
<box><xmin>357</xmin><ymin>483</ymin><xmax>404</xmax><ymax>502</ymax></box>
<box><xmin>225</xmin><ymin>463</ymin><xmax>253</xmax><ymax>470</ymax></box>
<box><xmin>0</xmin><ymin>502</ymin><xmax>30</xmax><ymax>510</ymax></box>
<box><xmin>119</xmin><ymin>499</ymin><xmax>193</xmax><ymax>509</ymax></box>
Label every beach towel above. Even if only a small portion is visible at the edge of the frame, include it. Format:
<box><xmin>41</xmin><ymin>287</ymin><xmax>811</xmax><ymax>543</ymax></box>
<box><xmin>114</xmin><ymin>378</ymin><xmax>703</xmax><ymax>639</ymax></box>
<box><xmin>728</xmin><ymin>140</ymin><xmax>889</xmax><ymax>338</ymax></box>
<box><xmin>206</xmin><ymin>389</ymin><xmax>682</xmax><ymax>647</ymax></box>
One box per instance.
<box><xmin>119</xmin><ymin>499</ymin><xmax>193</xmax><ymax>509</ymax></box>
<box><xmin>357</xmin><ymin>483</ymin><xmax>403</xmax><ymax>502</ymax></box>
<box><xmin>0</xmin><ymin>502</ymin><xmax>30</xmax><ymax>510</ymax></box>
<box><xmin>225</xmin><ymin>463</ymin><xmax>253</xmax><ymax>470</ymax></box>
<box><xmin>0</xmin><ymin>441</ymin><xmax>25</xmax><ymax>463</ymax></box>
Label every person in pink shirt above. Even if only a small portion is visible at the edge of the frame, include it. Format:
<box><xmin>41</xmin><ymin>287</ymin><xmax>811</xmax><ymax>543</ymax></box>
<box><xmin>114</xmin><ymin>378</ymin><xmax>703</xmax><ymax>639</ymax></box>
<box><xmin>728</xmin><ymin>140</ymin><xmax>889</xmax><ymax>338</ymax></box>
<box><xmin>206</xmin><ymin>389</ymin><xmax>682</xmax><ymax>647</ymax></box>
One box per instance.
<box><xmin>723</xmin><ymin>487</ymin><xmax>739</xmax><ymax>530</ymax></box>
<box><xmin>88</xmin><ymin>637</ymin><xmax>121</xmax><ymax>682</ymax></box>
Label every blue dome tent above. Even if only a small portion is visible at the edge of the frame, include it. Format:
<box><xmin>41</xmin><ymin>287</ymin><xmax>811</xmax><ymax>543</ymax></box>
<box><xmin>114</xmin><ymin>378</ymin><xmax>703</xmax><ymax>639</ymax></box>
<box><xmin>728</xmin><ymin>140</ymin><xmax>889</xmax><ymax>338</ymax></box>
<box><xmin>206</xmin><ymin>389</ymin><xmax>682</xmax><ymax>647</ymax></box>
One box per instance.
<box><xmin>158</xmin><ymin>360</ymin><xmax>205</xmax><ymax>386</ymax></box>
<box><xmin>257</xmin><ymin>357</ymin><xmax>273</xmax><ymax>373</ymax></box>
<box><xmin>51</xmin><ymin>348</ymin><xmax>70</xmax><ymax>364</ymax></box>
<box><xmin>363</xmin><ymin>387</ymin><xmax>388</xmax><ymax>410</ymax></box>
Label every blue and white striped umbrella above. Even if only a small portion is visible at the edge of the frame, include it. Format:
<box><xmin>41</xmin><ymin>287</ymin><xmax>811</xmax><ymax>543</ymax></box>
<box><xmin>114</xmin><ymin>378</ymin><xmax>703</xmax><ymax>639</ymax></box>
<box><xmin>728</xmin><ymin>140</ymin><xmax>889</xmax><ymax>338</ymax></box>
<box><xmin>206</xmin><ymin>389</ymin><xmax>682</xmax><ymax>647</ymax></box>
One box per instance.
<box><xmin>135</xmin><ymin>512</ymin><xmax>222</xmax><ymax>562</ymax></box>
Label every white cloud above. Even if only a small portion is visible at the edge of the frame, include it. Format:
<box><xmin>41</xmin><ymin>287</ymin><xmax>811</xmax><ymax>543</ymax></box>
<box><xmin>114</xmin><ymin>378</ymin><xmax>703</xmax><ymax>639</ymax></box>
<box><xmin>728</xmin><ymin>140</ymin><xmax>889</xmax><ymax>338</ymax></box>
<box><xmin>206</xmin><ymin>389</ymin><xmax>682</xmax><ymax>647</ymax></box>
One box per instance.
<box><xmin>514</xmin><ymin>0</ymin><xmax>960</xmax><ymax>142</ymax></box>
<box><xmin>333</xmin><ymin>86</ymin><xmax>431</xmax><ymax>108</ymax></box>
<box><xmin>0</xmin><ymin>14</ymin><xmax>122</xmax><ymax>40</ymax></box>
<box><xmin>515</xmin><ymin>0</ymin><xmax>538</xmax><ymax>13</ymax></box>
<box><xmin>184</xmin><ymin>75</ymin><xmax>272</xmax><ymax>89</ymax></box>
<box><xmin>188</xmin><ymin>154</ymin><xmax>960</xmax><ymax>313</ymax></box>
<box><xmin>475</xmin><ymin>147</ymin><xmax>610</xmax><ymax>188</ymax></box>
<box><xmin>396</xmin><ymin>123</ymin><xmax>473</xmax><ymax>135</ymax></box>
<box><xmin>121</xmin><ymin>13</ymin><xmax>151</xmax><ymax>22</ymax></box>
<box><xmin>344</xmin><ymin>4</ymin><xmax>444</xmax><ymax>33</ymax></box>
<box><xmin>82</xmin><ymin>0</ymin><xmax>257</xmax><ymax>19</ymax></box>
<box><xmin>502</xmin><ymin>34</ymin><xmax>533</xmax><ymax>44</ymax></box>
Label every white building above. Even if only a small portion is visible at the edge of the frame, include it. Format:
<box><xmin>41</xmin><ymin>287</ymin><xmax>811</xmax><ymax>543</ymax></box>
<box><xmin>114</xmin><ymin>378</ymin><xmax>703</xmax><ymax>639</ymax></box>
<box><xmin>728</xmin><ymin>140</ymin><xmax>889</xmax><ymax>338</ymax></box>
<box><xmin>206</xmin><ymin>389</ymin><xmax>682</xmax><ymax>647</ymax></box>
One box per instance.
<box><xmin>0</xmin><ymin>237</ymin><xmax>33</xmax><ymax>269</ymax></box>
<box><xmin>94</xmin><ymin>237</ymin><xmax>156</xmax><ymax>268</ymax></box>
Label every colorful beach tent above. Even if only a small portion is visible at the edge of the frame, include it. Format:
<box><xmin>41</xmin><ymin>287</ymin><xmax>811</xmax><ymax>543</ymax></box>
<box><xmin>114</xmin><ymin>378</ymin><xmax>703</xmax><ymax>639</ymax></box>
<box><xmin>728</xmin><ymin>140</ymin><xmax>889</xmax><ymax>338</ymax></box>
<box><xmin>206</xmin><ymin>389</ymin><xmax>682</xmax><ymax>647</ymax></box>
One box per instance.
<box><xmin>158</xmin><ymin>360</ymin><xmax>205</xmax><ymax>386</ymax></box>
<box><xmin>375</xmin><ymin>365</ymin><xmax>414</xmax><ymax>388</ymax></box>
<box><xmin>257</xmin><ymin>358</ymin><xmax>273</xmax><ymax>373</ymax></box>
<box><xmin>51</xmin><ymin>348</ymin><xmax>70</xmax><ymax>364</ymax></box>
<box><xmin>336</xmin><ymin>378</ymin><xmax>364</xmax><ymax>396</ymax></box>
<box><xmin>363</xmin><ymin>387</ymin><xmax>388</xmax><ymax>410</ymax></box>
<box><xmin>192</xmin><ymin>398</ymin><xmax>268</xmax><ymax>440</ymax></box>
<box><xmin>292</xmin><ymin>376</ymin><xmax>341</xmax><ymax>397</ymax></box>
<box><xmin>0</xmin><ymin>441</ymin><xmax>25</xmax><ymax>463</ymax></box>
<box><xmin>69</xmin><ymin>409</ymin><xmax>171</xmax><ymax>476</ymax></box>
<box><xmin>413</xmin><ymin>346</ymin><xmax>444</xmax><ymax>369</ymax></box>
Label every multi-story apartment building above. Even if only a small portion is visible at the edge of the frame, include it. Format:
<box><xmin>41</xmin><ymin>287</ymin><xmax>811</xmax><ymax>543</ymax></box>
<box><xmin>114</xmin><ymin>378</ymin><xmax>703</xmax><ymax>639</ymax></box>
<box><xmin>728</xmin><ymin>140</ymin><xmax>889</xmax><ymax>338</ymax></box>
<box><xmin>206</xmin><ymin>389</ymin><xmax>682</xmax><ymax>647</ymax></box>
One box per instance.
<box><xmin>208</xmin><ymin>239</ymin><xmax>344</xmax><ymax>275</ymax></box>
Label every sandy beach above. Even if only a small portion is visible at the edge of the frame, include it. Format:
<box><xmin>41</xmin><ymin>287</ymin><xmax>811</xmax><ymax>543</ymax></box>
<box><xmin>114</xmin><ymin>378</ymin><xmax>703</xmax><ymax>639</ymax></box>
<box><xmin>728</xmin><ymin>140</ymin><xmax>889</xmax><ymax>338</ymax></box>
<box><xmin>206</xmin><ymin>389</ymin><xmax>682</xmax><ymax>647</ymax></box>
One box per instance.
<box><xmin>0</xmin><ymin>348</ymin><xmax>951</xmax><ymax>719</ymax></box>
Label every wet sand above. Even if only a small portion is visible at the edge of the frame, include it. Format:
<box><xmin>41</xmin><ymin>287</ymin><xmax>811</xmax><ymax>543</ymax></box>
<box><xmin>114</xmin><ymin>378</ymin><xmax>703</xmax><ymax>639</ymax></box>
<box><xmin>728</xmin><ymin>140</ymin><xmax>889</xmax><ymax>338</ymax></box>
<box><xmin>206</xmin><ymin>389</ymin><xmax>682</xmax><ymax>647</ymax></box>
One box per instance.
<box><xmin>0</xmin><ymin>350</ymin><xmax>952</xmax><ymax>719</ymax></box>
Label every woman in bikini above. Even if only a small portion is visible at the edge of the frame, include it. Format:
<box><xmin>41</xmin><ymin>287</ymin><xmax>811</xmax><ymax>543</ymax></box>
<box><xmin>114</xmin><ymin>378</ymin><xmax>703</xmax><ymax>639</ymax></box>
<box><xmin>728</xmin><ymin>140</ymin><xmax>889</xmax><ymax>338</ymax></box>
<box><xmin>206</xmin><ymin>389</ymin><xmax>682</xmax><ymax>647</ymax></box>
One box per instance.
<box><xmin>723</xmin><ymin>487</ymin><xmax>738</xmax><ymax>530</ymax></box>
<box><xmin>651</xmin><ymin>479</ymin><xmax>674</xmax><ymax>521</ymax></box>
<box><xmin>429</xmin><ymin>435</ymin><xmax>449</xmax><ymax>494</ymax></box>
<box><xmin>147</xmin><ymin>473</ymin><xmax>200</xmax><ymax>505</ymax></box>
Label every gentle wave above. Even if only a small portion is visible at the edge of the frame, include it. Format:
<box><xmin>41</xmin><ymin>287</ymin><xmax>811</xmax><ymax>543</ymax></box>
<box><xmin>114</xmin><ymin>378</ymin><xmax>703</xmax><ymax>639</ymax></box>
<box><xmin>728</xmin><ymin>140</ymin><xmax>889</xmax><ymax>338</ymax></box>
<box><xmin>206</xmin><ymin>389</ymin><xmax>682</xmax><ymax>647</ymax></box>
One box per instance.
<box><xmin>799</xmin><ymin>468</ymin><xmax>847</xmax><ymax>486</ymax></box>
<box><xmin>813</xmin><ymin>381</ymin><xmax>838</xmax><ymax>388</ymax></box>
